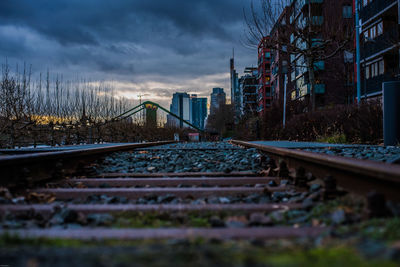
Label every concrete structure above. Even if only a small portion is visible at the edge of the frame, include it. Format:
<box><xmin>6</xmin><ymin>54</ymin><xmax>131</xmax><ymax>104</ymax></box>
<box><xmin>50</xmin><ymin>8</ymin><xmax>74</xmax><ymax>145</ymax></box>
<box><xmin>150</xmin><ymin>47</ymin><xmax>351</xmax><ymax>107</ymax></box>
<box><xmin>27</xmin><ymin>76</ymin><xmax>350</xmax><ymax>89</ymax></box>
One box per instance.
<box><xmin>383</xmin><ymin>81</ymin><xmax>400</xmax><ymax>145</ymax></box>
<box><xmin>210</xmin><ymin>88</ymin><xmax>226</xmax><ymax>115</ymax></box>
<box><xmin>358</xmin><ymin>0</ymin><xmax>400</xmax><ymax>99</ymax></box>
<box><xmin>145</xmin><ymin>103</ymin><xmax>157</xmax><ymax>127</ymax></box>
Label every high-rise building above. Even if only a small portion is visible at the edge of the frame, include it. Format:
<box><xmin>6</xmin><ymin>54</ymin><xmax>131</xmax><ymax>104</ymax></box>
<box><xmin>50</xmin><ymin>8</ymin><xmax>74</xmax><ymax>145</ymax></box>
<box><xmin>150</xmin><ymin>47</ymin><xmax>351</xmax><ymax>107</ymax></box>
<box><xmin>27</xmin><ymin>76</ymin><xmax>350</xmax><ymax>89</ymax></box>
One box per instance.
<box><xmin>256</xmin><ymin>0</ymin><xmax>354</xmax><ymax>115</ymax></box>
<box><xmin>257</xmin><ymin>37</ymin><xmax>272</xmax><ymax>117</ymax></box>
<box><xmin>230</xmin><ymin>55</ymin><xmax>240</xmax><ymax>120</ymax></box>
<box><xmin>358</xmin><ymin>0</ymin><xmax>399</xmax><ymax>99</ymax></box>
<box><xmin>210</xmin><ymin>87</ymin><xmax>226</xmax><ymax>115</ymax></box>
<box><xmin>166</xmin><ymin>114</ymin><xmax>175</xmax><ymax>127</ymax></box>
<box><xmin>287</xmin><ymin>0</ymin><xmax>354</xmax><ymax>107</ymax></box>
<box><xmin>190</xmin><ymin>95</ymin><xmax>208</xmax><ymax>130</ymax></box>
<box><xmin>239</xmin><ymin>67</ymin><xmax>258</xmax><ymax>116</ymax></box>
<box><xmin>270</xmin><ymin>7</ymin><xmax>290</xmax><ymax>108</ymax></box>
<box><xmin>167</xmin><ymin>93</ymin><xmax>208</xmax><ymax>130</ymax></box>
<box><xmin>168</xmin><ymin>92</ymin><xmax>190</xmax><ymax>128</ymax></box>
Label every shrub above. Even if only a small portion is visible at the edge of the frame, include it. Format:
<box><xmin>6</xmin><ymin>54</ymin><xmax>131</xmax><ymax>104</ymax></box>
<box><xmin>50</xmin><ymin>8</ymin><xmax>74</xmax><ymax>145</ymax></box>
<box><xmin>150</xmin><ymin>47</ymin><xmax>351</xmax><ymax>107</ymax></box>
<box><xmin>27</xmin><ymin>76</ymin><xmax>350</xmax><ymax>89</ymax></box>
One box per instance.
<box><xmin>317</xmin><ymin>133</ymin><xmax>347</xmax><ymax>144</ymax></box>
<box><xmin>235</xmin><ymin>100</ymin><xmax>383</xmax><ymax>144</ymax></box>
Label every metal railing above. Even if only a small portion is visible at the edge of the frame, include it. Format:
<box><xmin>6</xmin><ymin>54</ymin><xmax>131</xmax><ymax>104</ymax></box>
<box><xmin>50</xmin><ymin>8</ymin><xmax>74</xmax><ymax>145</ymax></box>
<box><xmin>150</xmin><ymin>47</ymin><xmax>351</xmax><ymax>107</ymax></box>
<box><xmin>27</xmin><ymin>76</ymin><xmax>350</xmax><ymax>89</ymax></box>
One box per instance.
<box><xmin>362</xmin><ymin>73</ymin><xmax>398</xmax><ymax>95</ymax></box>
<box><xmin>360</xmin><ymin>0</ymin><xmax>397</xmax><ymax>22</ymax></box>
<box><xmin>0</xmin><ymin>121</ymin><xmax>186</xmax><ymax>149</ymax></box>
<box><xmin>361</xmin><ymin>27</ymin><xmax>398</xmax><ymax>59</ymax></box>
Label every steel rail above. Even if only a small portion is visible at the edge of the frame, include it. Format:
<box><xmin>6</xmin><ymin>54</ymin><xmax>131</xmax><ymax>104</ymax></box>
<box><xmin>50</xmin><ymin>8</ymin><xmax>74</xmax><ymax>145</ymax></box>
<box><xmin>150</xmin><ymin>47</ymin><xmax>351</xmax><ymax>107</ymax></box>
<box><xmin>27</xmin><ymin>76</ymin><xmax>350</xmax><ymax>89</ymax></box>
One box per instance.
<box><xmin>98</xmin><ymin>171</ymin><xmax>261</xmax><ymax>178</ymax></box>
<box><xmin>0</xmin><ymin>141</ymin><xmax>175</xmax><ymax>186</ymax></box>
<box><xmin>0</xmin><ymin>141</ymin><xmax>175</xmax><ymax>166</ymax></box>
<box><xmin>34</xmin><ymin>186</ymin><xmax>287</xmax><ymax>199</ymax></box>
<box><xmin>231</xmin><ymin>140</ymin><xmax>400</xmax><ymax>200</ymax></box>
<box><xmin>0</xmin><ymin>203</ymin><xmax>302</xmax><ymax>216</ymax></box>
<box><xmin>0</xmin><ymin>143</ymin><xmax>332</xmax><ymax>245</ymax></box>
<box><xmin>0</xmin><ymin>227</ymin><xmax>327</xmax><ymax>240</ymax></box>
<box><xmin>63</xmin><ymin>177</ymin><xmax>277</xmax><ymax>187</ymax></box>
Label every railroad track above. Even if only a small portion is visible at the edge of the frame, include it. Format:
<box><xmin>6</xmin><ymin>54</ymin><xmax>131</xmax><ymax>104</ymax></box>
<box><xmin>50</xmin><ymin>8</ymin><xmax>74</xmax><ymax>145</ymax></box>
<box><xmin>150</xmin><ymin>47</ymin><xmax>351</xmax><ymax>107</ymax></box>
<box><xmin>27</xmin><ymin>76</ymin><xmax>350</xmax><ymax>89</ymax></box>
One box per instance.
<box><xmin>0</xmin><ymin>141</ymin><xmax>331</xmax><ymax>240</ymax></box>
<box><xmin>231</xmin><ymin>140</ymin><xmax>400</xmax><ymax>201</ymax></box>
<box><xmin>0</xmin><ymin>141</ymin><xmax>399</xmax><ymax>265</ymax></box>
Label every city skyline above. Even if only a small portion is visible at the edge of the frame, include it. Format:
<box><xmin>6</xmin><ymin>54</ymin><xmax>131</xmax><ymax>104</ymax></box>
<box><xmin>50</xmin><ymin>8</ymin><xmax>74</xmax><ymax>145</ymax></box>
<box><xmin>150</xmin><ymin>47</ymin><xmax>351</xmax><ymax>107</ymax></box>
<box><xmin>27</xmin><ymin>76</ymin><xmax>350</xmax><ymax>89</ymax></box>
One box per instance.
<box><xmin>0</xmin><ymin>0</ymin><xmax>259</xmax><ymax>108</ymax></box>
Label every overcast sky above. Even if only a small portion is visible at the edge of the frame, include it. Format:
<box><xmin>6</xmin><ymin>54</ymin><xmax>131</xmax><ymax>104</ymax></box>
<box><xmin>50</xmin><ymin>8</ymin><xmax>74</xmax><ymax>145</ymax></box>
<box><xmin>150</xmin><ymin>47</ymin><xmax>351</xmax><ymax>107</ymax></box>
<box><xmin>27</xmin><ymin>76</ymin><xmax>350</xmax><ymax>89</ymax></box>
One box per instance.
<box><xmin>0</xmin><ymin>0</ymin><xmax>258</xmax><ymax>108</ymax></box>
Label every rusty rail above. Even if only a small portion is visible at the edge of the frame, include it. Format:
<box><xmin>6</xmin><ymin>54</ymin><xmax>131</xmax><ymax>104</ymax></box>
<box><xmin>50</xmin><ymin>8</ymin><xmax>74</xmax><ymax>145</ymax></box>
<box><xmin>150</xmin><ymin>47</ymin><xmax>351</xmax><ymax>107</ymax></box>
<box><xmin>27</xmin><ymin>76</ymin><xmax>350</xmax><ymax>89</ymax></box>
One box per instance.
<box><xmin>98</xmin><ymin>171</ymin><xmax>260</xmax><ymax>178</ymax></box>
<box><xmin>0</xmin><ymin>203</ymin><xmax>302</xmax><ymax>216</ymax></box>
<box><xmin>0</xmin><ymin>141</ymin><xmax>175</xmax><ymax>186</ymax></box>
<box><xmin>0</xmin><ymin>227</ymin><xmax>327</xmax><ymax>240</ymax></box>
<box><xmin>34</xmin><ymin>186</ymin><xmax>287</xmax><ymax>199</ymax></box>
<box><xmin>60</xmin><ymin>177</ymin><xmax>276</xmax><ymax>187</ymax></box>
<box><xmin>232</xmin><ymin>140</ymin><xmax>400</xmax><ymax>200</ymax></box>
<box><xmin>0</xmin><ymin>142</ymin><xmax>334</xmax><ymax>243</ymax></box>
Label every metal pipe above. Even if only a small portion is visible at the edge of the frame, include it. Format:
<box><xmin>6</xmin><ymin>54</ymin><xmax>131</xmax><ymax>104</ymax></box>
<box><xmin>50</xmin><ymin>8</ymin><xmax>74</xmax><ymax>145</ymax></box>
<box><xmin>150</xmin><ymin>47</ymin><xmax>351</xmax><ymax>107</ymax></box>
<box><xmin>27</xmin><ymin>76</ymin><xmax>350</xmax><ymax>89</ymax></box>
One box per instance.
<box><xmin>383</xmin><ymin>81</ymin><xmax>400</xmax><ymax>146</ymax></box>
<box><xmin>283</xmin><ymin>74</ymin><xmax>287</xmax><ymax>128</ymax></box>
<box><xmin>355</xmin><ymin>0</ymin><xmax>362</xmax><ymax>104</ymax></box>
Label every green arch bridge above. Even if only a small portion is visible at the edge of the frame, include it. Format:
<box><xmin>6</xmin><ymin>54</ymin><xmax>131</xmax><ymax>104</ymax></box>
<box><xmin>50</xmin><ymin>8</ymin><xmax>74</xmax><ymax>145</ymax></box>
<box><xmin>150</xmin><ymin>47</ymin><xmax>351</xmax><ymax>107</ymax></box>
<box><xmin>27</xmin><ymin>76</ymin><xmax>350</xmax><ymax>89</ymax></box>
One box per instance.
<box><xmin>113</xmin><ymin>101</ymin><xmax>204</xmax><ymax>132</ymax></box>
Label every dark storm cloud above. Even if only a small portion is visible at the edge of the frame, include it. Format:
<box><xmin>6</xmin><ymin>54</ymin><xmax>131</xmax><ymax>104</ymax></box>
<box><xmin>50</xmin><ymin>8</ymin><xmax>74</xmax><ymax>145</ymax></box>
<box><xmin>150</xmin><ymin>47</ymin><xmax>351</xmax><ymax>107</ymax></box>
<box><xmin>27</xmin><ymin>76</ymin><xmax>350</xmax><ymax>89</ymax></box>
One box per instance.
<box><xmin>0</xmin><ymin>0</ymin><xmax>243</xmax><ymax>45</ymax></box>
<box><xmin>0</xmin><ymin>0</ymin><xmax>257</xmax><ymax>100</ymax></box>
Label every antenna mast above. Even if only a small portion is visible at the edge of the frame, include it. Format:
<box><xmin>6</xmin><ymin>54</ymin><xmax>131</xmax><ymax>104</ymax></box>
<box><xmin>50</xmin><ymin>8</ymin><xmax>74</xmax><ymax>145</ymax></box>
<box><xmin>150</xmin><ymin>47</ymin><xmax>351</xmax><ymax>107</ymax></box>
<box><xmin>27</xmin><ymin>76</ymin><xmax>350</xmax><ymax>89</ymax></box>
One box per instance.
<box><xmin>138</xmin><ymin>94</ymin><xmax>144</xmax><ymax>125</ymax></box>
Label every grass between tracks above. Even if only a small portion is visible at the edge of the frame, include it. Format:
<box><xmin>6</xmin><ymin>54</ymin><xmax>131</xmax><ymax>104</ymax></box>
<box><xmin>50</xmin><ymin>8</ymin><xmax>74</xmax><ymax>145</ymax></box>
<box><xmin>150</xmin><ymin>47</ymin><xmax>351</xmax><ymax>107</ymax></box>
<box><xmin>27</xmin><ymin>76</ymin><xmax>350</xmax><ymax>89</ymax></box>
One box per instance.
<box><xmin>335</xmin><ymin>218</ymin><xmax>400</xmax><ymax>242</ymax></box>
<box><xmin>317</xmin><ymin>133</ymin><xmax>348</xmax><ymax>144</ymax></box>
<box><xmin>111</xmin><ymin>211</ymin><xmax>212</xmax><ymax>228</ymax></box>
<box><xmin>0</xmin><ymin>236</ymin><xmax>397</xmax><ymax>267</ymax></box>
<box><xmin>1</xmin><ymin>195</ymin><xmax>399</xmax><ymax>265</ymax></box>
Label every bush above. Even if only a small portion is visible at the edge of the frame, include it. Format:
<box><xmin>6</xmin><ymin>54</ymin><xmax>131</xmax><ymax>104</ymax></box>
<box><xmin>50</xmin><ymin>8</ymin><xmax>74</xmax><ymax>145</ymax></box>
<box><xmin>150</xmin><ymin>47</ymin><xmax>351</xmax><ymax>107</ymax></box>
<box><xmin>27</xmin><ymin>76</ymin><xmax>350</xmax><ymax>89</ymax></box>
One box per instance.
<box><xmin>235</xmin><ymin>100</ymin><xmax>383</xmax><ymax>144</ymax></box>
<box><xmin>317</xmin><ymin>133</ymin><xmax>347</xmax><ymax>144</ymax></box>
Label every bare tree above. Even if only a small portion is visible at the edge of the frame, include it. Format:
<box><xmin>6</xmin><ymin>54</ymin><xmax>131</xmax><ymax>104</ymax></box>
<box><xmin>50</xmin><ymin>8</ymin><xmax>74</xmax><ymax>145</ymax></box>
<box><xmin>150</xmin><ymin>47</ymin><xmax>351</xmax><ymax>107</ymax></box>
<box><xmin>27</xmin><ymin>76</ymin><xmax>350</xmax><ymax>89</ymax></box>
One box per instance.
<box><xmin>243</xmin><ymin>0</ymin><xmax>290</xmax><ymax>48</ymax></box>
<box><xmin>0</xmin><ymin>61</ymin><xmax>180</xmax><ymax>147</ymax></box>
<box><xmin>244</xmin><ymin>0</ymin><xmax>353</xmax><ymax>111</ymax></box>
<box><xmin>206</xmin><ymin>104</ymin><xmax>235</xmax><ymax>136</ymax></box>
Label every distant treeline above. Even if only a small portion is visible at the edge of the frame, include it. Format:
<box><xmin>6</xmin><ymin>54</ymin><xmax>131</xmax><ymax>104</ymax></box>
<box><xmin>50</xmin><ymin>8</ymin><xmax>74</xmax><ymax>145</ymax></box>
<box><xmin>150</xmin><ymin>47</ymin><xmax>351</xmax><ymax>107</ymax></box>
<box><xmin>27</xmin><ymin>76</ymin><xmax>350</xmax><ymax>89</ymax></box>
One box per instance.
<box><xmin>0</xmin><ymin>62</ymin><xmax>179</xmax><ymax>148</ymax></box>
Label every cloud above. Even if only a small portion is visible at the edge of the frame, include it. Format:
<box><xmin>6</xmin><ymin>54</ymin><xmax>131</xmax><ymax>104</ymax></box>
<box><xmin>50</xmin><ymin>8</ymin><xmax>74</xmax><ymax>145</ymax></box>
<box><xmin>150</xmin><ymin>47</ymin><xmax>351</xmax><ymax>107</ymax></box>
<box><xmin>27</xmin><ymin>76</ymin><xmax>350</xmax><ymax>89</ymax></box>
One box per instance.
<box><xmin>0</xmin><ymin>0</ymin><xmax>257</xmax><ymax>106</ymax></box>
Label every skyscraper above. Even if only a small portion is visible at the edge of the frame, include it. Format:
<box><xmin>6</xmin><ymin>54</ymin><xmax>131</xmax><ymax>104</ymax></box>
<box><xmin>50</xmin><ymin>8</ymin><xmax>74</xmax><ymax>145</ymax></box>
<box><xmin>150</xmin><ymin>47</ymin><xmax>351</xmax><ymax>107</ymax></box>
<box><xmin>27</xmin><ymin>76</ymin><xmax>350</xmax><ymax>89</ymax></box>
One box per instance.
<box><xmin>230</xmin><ymin>55</ymin><xmax>240</xmax><ymax>120</ymax></box>
<box><xmin>190</xmin><ymin>95</ymin><xmax>208</xmax><ymax>130</ymax></box>
<box><xmin>210</xmin><ymin>87</ymin><xmax>226</xmax><ymax>115</ymax></box>
<box><xmin>168</xmin><ymin>92</ymin><xmax>190</xmax><ymax>128</ymax></box>
<box><xmin>257</xmin><ymin>36</ymin><xmax>272</xmax><ymax>117</ymax></box>
<box><xmin>239</xmin><ymin>67</ymin><xmax>258</xmax><ymax>116</ymax></box>
<box><xmin>167</xmin><ymin>92</ymin><xmax>207</xmax><ymax>130</ymax></box>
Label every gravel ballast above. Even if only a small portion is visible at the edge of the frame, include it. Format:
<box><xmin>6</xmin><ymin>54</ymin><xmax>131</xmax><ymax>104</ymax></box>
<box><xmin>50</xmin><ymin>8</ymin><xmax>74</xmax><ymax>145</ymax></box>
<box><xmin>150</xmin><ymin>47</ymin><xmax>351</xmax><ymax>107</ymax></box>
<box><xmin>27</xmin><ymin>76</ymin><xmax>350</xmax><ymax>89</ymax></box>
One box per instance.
<box><xmin>95</xmin><ymin>142</ymin><xmax>264</xmax><ymax>174</ymax></box>
<box><xmin>302</xmin><ymin>146</ymin><xmax>400</xmax><ymax>163</ymax></box>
